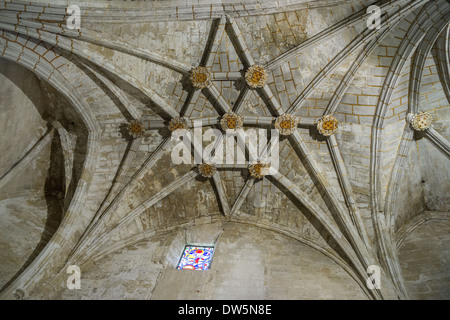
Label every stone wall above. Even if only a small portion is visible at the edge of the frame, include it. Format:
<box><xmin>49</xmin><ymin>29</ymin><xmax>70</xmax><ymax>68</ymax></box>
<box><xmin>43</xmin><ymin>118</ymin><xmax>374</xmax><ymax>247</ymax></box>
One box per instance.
<box><xmin>0</xmin><ymin>0</ymin><xmax>448</xmax><ymax>300</ymax></box>
<box><xmin>397</xmin><ymin>213</ymin><xmax>450</xmax><ymax>299</ymax></box>
<box><xmin>56</xmin><ymin>221</ymin><xmax>367</xmax><ymax>300</ymax></box>
<box><xmin>0</xmin><ymin>60</ymin><xmax>52</xmax><ymax>290</ymax></box>
<box><xmin>0</xmin><ymin>58</ymin><xmax>48</xmax><ymax>182</ymax></box>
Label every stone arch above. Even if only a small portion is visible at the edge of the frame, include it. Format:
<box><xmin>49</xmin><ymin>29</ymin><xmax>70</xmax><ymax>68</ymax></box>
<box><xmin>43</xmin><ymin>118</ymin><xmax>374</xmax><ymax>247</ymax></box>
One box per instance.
<box><xmin>0</xmin><ymin>35</ymin><xmax>101</xmax><ymax>299</ymax></box>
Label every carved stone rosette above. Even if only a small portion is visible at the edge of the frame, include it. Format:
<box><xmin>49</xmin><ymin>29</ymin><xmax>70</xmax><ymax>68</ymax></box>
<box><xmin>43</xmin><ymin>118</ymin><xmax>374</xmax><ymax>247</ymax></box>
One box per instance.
<box><xmin>410</xmin><ymin>112</ymin><xmax>432</xmax><ymax>131</ymax></box>
<box><xmin>220</xmin><ymin>111</ymin><xmax>244</xmax><ymax>133</ymax></box>
<box><xmin>128</xmin><ymin>119</ymin><xmax>146</xmax><ymax>138</ymax></box>
<box><xmin>274</xmin><ymin>113</ymin><xmax>298</xmax><ymax>136</ymax></box>
<box><xmin>245</xmin><ymin>65</ymin><xmax>268</xmax><ymax>89</ymax></box>
<box><xmin>190</xmin><ymin>66</ymin><xmax>212</xmax><ymax>89</ymax></box>
<box><xmin>198</xmin><ymin>162</ymin><xmax>217</xmax><ymax>178</ymax></box>
<box><xmin>248</xmin><ymin>161</ymin><xmax>270</xmax><ymax>179</ymax></box>
<box><xmin>168</xmin><ymin>116</ymin><xmax>188</xmax><ymax>132</ymax></box>
<box><xmin>317</xmin><ymin>115</ymin><xmax>338</xmax><ymax>137</ymax></box>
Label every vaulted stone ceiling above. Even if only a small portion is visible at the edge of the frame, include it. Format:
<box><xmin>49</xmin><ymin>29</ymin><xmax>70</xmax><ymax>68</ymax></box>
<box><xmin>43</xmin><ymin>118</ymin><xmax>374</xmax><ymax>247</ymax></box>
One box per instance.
<box><xmin>0</xmin><ymin>0</ymin><xmax>449</xmax><ymax>300</ymax></box>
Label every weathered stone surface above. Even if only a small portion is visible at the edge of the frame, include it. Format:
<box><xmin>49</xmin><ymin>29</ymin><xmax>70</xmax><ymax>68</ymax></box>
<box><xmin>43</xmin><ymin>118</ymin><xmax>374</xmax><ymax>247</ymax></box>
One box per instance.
<box><xmin>0</xmin><ymin>0</ymin><xmax>448</xmax><ymax>300</ymax></box>
<box><xmin>57</xmin><ymin>222</ymin><xmax>367</xmax><ymax>300</ymax></box>
<box><xmin>398</xmin><ymin>215</ymin><xmax>450</xmax><ymax>300</ymax></box>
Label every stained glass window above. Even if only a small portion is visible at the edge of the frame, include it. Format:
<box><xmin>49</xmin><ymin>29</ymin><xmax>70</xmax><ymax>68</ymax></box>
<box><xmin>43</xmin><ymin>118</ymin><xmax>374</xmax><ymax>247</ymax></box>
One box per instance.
<box><xmin>177</xmin><ymin>245</ymin><xmax>215</xmax><ymax>270</ymax></box>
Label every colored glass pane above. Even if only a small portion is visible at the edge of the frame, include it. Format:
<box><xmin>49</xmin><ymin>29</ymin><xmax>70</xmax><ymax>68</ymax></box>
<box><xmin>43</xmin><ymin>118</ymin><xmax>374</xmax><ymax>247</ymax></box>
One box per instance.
<box><xmin>177</xmin><ymin>245</ymin><xmax>215</xmax><ymax>270</ymax></box>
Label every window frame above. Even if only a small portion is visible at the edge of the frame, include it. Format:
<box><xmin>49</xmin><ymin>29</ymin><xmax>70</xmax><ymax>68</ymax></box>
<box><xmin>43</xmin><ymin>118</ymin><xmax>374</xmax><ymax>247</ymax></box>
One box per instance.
<box><xmin>176</xmin><ymin>243</ymin><xmax>216</xmax><ymax>270</ymax></box>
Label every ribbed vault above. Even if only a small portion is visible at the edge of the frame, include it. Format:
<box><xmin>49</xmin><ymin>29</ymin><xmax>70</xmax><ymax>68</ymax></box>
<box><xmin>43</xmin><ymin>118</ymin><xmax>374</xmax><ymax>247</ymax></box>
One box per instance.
<box><xmin>0</xmin><ymin>0</ymin><xmax>448</xmax><ymax>300</ymax></box>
